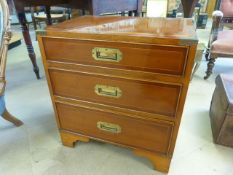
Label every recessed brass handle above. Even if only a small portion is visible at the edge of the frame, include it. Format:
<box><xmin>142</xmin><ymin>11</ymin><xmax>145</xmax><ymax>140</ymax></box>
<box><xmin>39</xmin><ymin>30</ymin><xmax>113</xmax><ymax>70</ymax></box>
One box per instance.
<box><xmin>97</xmin><ymin>121</ymin><xmax>121</xmax><ymax>134</ymax></box>
<box><xmin>95</xmin><ymin>84</ymin><xmax>122</xmax><ymax>98</ymax></box>
<box><xmin>92</xmin><ymin>47</ymin><xmax>122</xmax><ymax>62</ymax></box>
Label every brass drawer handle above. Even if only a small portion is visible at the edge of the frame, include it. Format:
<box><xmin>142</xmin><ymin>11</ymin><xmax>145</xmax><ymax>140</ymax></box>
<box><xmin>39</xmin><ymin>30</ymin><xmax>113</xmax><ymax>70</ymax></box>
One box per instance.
<box><xmin>92</xmin><ymin>47</ymin><xmax>122</xmax><ymax>62</ymax></box>
<box><xmin>95</xmin><ymin>84</ymin><xmax>122</xmax><ymax>98</ymax></box>
<box><xmin>97</xmin><ymin>121</ymin><xmax>121</xmax><ymax>134</ymax></box>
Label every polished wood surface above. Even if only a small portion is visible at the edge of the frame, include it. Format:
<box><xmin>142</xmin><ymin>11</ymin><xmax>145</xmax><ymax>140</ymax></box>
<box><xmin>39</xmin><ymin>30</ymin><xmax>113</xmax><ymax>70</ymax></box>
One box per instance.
<box><xmin>46</xmin><ymin>16</ymin><xmax>197</xmax><ymax>41</ymax></box>
<box><xmin>134</xmin><ymin>149</ymin><xmax>171</xmax><ymax>173</ymax></box>
<box><xmin>38</xmin><ymin>16</ymin><xmax>197</xmax><ymax>173</ymax></box>
<box><xmin>49</xmin><ymin>69</ymin><xmax>181</xmax><ymax>117</ymax></box>
<box><xmin>60</xmin><ymin>130</ymin><xmax>90</xmax><ymax>147</ymax></box>
<box><xmin>13</xmin><ymin>0</ymin><xmax>196</xmax><ymax>78</ymax></box>
<box><xmin>43</xmin><ymin>38</ymin><xmax>188</xmax><ymax>75</ymax></box>
<box><xmin>57</xmin><ymin>103</ymin><xmax>173</xmax><ymax>154</ymax></box>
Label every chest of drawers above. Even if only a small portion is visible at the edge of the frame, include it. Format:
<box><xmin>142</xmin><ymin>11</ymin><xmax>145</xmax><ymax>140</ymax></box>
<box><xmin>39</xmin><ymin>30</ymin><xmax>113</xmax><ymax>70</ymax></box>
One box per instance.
<box><xmin>38</xmin><ymin>16</ymin><xmax>198</xmax><ymax>173</ymax></box>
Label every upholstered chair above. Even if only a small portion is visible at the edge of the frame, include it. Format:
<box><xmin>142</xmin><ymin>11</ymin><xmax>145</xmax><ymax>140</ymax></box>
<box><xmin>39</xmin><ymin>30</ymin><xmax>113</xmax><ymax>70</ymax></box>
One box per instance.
<box><xmin>204</xmin><ymin>9</ymin><xmax>233</xmax><ymax>79</ymax></box>
<box><xmin>217</xmin><ymin>0</ymin><xmax>233</xmax><ymax>28</ymax></box>
<box><xmin>0</xmin><ymin>0</ymin><xmax>23</xmax><ymax>126</ymax></box>
<box><xmin>220</xmin><ymin>0</ymin><xmax>233</xmax><ymax>17</ymax></box>
<box><xmin>31</xmin><ymin>6</ymin><xmax>68</xmax><ymax>31</ymax></box>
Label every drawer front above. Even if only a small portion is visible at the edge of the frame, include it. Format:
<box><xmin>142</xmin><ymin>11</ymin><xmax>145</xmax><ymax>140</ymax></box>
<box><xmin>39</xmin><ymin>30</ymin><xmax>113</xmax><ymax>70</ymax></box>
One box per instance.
<box><xmin>43</xmin><ymin>37</ymin><xmax>188</xmax><ymax>76</ymax></box>
<box><xmin>56</xmin><ymin>103</ymin><xmax>173</xmax><ymax>154</ymax></box>
<box><xmin>49</xmin><ymin>69</ymin><xmax>181</xmax><ymax>117</ymax></box>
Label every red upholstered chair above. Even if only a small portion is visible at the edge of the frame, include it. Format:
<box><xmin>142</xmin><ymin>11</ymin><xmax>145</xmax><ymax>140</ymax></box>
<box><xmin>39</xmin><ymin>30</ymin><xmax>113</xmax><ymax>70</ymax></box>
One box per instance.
<box><xmin>220</xmin><ymin>0</ymin><xmax>233</xmax><ymax>17</ymax></box>
<box><xmin>218</xmin><ymin>0</ymin><xmax>233</xmax><ymax>28</ymax></box>
<box><xmin>204</xmin><ymin>4</ymin><xmax>233</xmax><ymax>79</ymax></box>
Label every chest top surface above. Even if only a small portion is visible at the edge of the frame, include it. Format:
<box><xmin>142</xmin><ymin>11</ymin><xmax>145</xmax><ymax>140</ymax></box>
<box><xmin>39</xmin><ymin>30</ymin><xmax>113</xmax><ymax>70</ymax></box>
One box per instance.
<box><xmin>216</xmin><ymin>74</ymin><xmax>233</xmax><ymax>104</ymax></box>
<box><xmin>46</xmin><ymin>16</ymin><xmax>198</xmax><ymax>45</ymax></box>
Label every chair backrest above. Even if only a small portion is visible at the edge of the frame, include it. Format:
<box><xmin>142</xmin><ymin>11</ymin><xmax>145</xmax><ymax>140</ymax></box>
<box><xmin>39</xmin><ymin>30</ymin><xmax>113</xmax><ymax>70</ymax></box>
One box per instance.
<box><xmin>219</xmin><ymin>0</ymin><xmax>233</xmax><ymax>17</ymax></box>
<box><xmin>0</xmin><ymin>0</ymin><xmax>11</xmax><ymax>83</ymax></box>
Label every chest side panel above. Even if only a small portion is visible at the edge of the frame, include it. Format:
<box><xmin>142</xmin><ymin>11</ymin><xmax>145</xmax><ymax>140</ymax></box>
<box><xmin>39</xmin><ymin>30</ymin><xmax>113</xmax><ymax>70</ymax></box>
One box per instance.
<box><xmin>42</xmin><ymin>37</ymin><xmax>188</xmax><ymax>76</ymax></box>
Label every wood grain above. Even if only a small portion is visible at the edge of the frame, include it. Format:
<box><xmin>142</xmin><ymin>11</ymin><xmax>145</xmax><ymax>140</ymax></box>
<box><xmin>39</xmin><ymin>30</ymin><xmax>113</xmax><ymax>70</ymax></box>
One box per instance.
<box><xmin>60</xmin><ymin>130</ymin><xmax>90</xmax><ymax>147</ymax></box>
<box><xmin>38</xmin><ymin>16</ymin><xmax>197</xmax><ymax>173</ymax></box>
<box><xmin>57</xmin><ymin>103</ymin><xmax>173</xmax><ymax>154</ymax></box>
<box><xmin>134</xmin><ymin>149</ymin><xmax>171</xmax><ymax>173</ymax></box>
<box><xmin>49</xmin><ymin>69</ymin><xmax>181</xmax><ymax>117</ymax></box>
<box><xmin>43</xmin><ymin>37</ymin><xmax>188</xmax><ymax>76</ymax></box>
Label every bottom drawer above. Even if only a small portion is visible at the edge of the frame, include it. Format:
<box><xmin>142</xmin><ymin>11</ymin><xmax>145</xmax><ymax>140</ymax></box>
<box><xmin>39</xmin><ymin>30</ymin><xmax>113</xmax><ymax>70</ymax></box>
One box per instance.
<box><xmin>56</xmin><ymin>103</ymin><xmax>173</xmax><ymax>154</ymax></box>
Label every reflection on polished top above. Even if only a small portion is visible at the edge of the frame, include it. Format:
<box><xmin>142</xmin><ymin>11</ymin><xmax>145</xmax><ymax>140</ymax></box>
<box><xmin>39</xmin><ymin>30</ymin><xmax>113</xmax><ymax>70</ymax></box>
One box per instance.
<box><xmin>71</xmin><ymin>18</ymin><xmax>194</xmax><ymax>38</ymax></box>
<box><xmin>47</xmin><ymin>16</ymin><xmax>198</xmax><ymax>45</ymax></box>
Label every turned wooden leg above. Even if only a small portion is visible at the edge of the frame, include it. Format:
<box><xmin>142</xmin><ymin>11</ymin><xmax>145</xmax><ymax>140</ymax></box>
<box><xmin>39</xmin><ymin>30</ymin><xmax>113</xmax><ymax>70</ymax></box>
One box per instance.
<box><xmin>45</xmin><ymin>6</ymin><xmax>52</xmax><ymax>25</ymax></box>
<box><xmin>205</xmin><ymin>48</ymin><xmax>210</xmax><ymax>61</ymax></box>
<box><xmin>134</xmin><ymin>10</ymin><xmax>140</xmax><ymax>17</ymax></box>
<box><xmin>2</xmin><ymin>109</ymin><xmax>23</xmax><ymax>127</ymax></box>
<box><xmin>16</xmin><ymin>11</ymin><xmax>40</xmax><ymax>79</ymax></box>
<box><xmin>204</xmin><ymin>56</ymin><xmax>216</xmax><ymax>80</ymax></box>
<box><xmin>128</xmin><ymin>11</ymin><xmax>133</xmax><ymax>16</ymax></box>
<box><xmin>60</xmin><ymin>131</ymin><xmax>90</xmax><ymax>147</ymax></box>
<box><xmin>128</xmin><ymin>10</ymin><xmax>138</xmax><ymax>16</ymax></box>
<box><xmin>134</xmin><ymin>149</ymin><xmax>171</xmax><ymax>173</ymax></box>
<box><xmin>30</xmin><ymin>7</ymin><xmax>37</xmax><ymax>31</ymax></box>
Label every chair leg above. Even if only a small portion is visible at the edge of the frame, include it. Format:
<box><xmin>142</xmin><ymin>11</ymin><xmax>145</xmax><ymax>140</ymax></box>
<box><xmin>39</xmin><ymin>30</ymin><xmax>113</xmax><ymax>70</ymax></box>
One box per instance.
<box><xmin>30</xmin><ymin>7</ymin><xmax>37</xmax><ymax>31</ymax></box>
<box><xmin>128</xmin><ymin>11</ymin><xmax>133</xmax><ymax>16</ymax></box>
<box><xmin>45</xmin><ymin>6</ymin><xmax>52</xmax><ymax>25</ymax></box>
<box><xmin>82</xmin><ymin>9</ymin><xmax>86</xmax><ymax>15</ymax></box>
<box><xmin>204</xmin><ymin>56</ymin><xmax>216</xmax><ymax>80</ymax></box>
<box><xmin>205</xmin><ymin>48</ymin><xmax>210</xmax><ymax>61</ymax></box>
<box><xmin>17</xmin><ymin>12</ymin><xmax>40</xmax><ymax>79</ymax></box>
<box><xmin>134</xmin><ymin>10</ymin><xmax>139</xmax><ymax>17</ymax></box>
<box><xmin>2</xmin><ymin>109</ymin><xmax>23</xmax><ymax>127</ymax></box>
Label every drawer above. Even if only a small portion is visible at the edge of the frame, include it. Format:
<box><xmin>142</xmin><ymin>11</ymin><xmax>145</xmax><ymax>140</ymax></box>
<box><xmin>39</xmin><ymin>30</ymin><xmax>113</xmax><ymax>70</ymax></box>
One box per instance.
<box><xmin>49</xmin><ymin>69</ymin><xmax>181</xmax><ymax>117</ymax></box>
<box><xmin>56</xmin><ymin>103</ymin><xmax>173</xmax><ymax>154</ymax></box>
<box><xmin>43</xmin><ymin>37</ymin><xmax>188</xmax><ymax>76</ymax></box>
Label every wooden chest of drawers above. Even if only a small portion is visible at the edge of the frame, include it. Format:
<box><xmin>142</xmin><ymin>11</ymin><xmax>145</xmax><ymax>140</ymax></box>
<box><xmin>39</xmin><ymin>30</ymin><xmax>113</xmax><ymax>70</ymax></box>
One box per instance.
<box><xmin>38</xmin><ymin>16</ymin><xmax>198</xmax><ymax>173</ymax></box>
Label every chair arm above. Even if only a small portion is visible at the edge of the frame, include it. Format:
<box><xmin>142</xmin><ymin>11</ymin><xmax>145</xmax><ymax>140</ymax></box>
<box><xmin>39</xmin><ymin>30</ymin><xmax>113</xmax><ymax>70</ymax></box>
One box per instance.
<box><xmin>208</xmin><ymin>11</ymin><xmax>224</xmax><ymax>46</ymax></box>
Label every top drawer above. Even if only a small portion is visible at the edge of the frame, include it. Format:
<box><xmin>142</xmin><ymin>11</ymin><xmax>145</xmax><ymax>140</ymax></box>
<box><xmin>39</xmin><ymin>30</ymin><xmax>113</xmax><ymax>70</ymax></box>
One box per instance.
<box><xmin>42</xmin><ymin>37</ymin><xmax>188</xmax><ymax>76</ymax></box>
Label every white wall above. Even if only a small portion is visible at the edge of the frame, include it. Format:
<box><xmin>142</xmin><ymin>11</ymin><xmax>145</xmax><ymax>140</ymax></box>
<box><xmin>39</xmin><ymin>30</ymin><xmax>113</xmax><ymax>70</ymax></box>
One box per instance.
<box><xmin>147</xmin><ymin>0</ymin><xmax>168</xmax><ymax>17</ymax></box>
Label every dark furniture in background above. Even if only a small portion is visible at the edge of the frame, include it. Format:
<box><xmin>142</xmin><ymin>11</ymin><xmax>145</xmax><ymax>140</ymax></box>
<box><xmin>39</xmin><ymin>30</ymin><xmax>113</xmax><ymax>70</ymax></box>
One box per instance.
<box><xmin>214</xmin><ymin>0</ymin><xmax>233</xmax><ymax>25</ymax></box>
<box><xmin>210</xmin><ymin>74</ymin><xmax>233</xmax><ymax>147</ymax></box>
<box><xmin>204</xmin><ymin>2</ymin><xmax>233</xmax><ymax>79</ymax></box>
<box><xmin>167</xmin><ymin>0</ymin><xmax>199</xmax><ymax>18</ymax></box>
<box><xmin>181</xmin><ymin>0</ymin><xmax>199</xmax><ymax>18</ymax></box>
<box><xmin>12</xmin><ymin>0</ymin><xmax>143</xmax><ymax>79</ymax></box>
<box><xmin>30</xmin><ymin>6</ymin><xmax>68</xmax><ymax>32</ymax></box>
